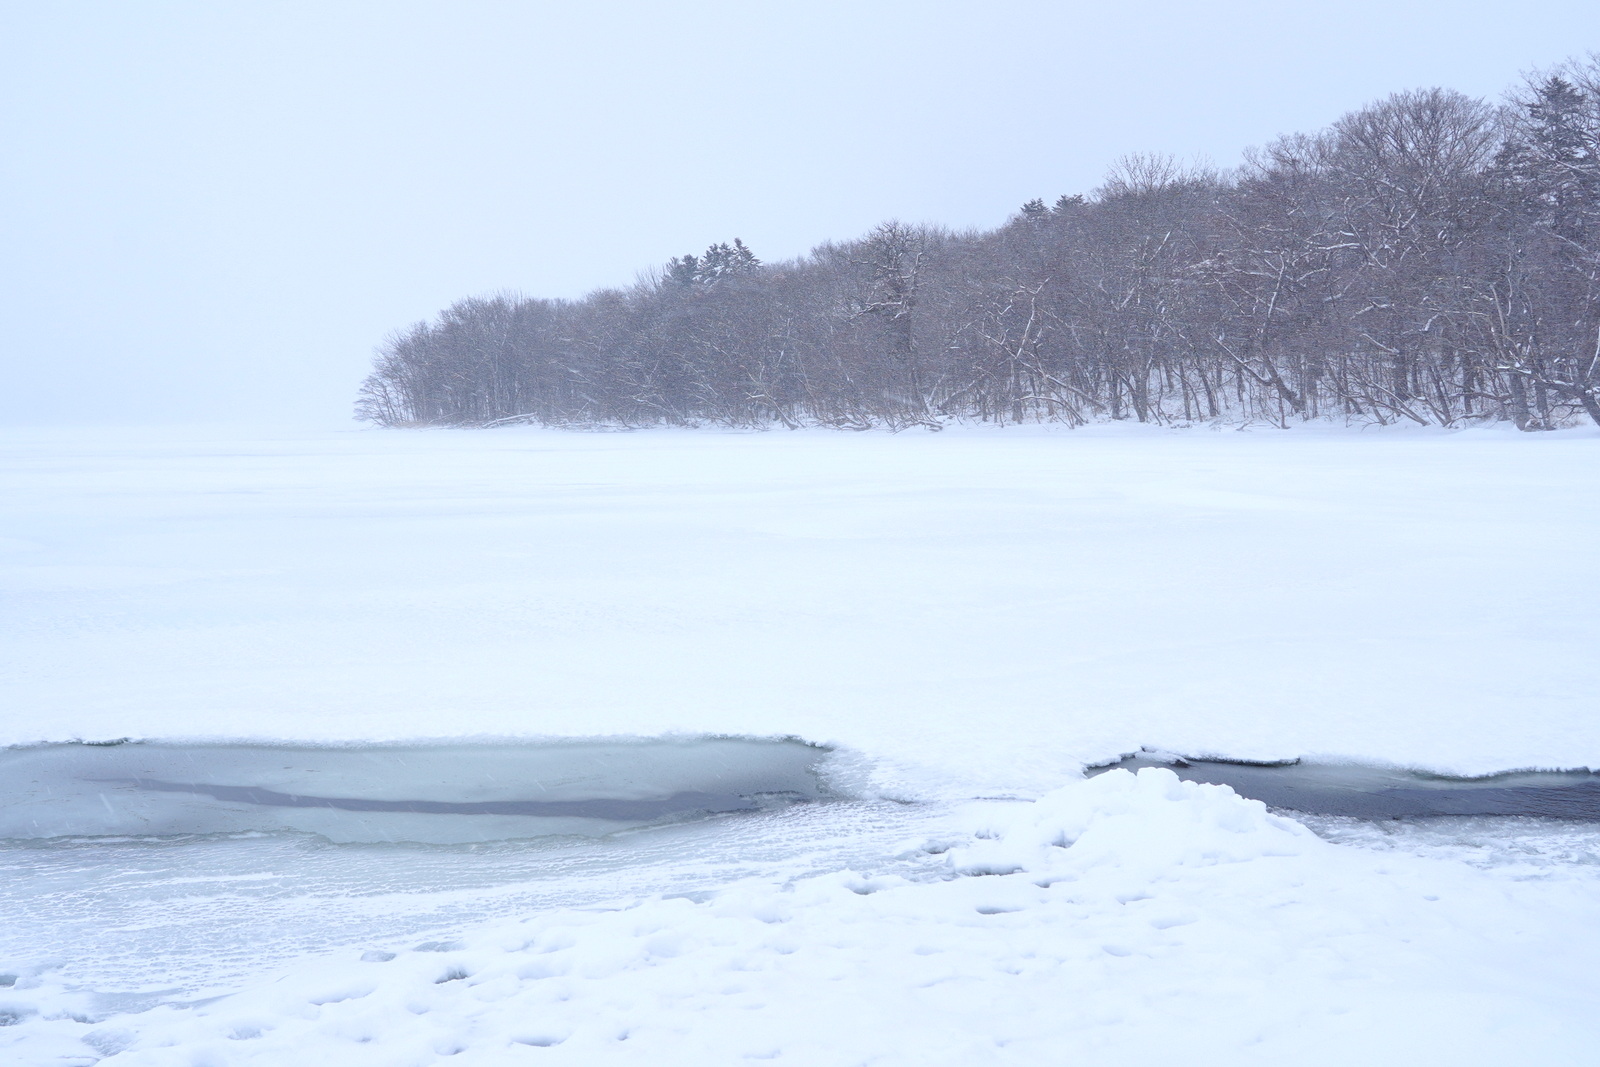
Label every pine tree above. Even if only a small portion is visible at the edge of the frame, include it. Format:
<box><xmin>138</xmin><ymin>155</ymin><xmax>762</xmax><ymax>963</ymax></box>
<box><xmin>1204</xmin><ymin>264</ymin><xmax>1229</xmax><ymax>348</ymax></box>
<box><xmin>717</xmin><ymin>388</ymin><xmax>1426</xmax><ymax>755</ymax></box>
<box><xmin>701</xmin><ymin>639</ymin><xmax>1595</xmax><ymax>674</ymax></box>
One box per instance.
<box><xmin>664</xmin><ymin>254</ymin><xmax>700</xmax><ymax>287</ymax></box>
<box><xmin>692</xmin><ymin>238</ymin><xmax>761</xmax><ymax>283</ymax></box>
<box><xmin>1502</xmin><ymin>76</ymin><xmax>1600</xmax><ymax>249</ymax></box>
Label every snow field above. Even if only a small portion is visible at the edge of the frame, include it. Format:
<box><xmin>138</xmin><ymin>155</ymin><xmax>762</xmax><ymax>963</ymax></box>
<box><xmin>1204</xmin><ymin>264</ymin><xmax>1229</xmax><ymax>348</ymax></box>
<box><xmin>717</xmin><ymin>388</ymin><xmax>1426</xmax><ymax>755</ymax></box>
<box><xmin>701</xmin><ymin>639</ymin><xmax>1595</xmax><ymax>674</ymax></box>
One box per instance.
<box><xmin>6</xmin><ymin>769</ymin><xmax>1599</xmax><ymax>1065</ymax></box>
<box><xmin>2</xmin><ymin>423</ymin><xmax>1597</xmax><ymax>790</ymax></box>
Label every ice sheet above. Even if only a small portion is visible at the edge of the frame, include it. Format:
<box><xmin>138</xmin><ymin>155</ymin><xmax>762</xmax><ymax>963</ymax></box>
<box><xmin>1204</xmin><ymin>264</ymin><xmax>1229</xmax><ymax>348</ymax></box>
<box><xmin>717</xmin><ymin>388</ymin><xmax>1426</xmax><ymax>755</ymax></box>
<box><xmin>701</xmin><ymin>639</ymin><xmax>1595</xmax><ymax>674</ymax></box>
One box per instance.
<box><xmin>0</xmin><ymin>739</ymin><xmax>829</xmax><ymax>842</ymax></box>
<box><xmin>3</xmin><ymin>423</ymin><xmax>1597</xmax><ymax>796</ymax></box>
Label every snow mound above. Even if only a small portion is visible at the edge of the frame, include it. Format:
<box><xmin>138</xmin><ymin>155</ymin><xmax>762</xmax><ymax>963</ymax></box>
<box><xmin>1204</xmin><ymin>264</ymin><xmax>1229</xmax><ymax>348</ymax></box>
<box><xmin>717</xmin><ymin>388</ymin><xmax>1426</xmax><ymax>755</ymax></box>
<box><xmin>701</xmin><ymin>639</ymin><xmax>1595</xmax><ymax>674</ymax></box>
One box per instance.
<box><xmin>948</xmin><ymin>767</ymin><xmax>1314</xmax><ymax>878</ymax></box>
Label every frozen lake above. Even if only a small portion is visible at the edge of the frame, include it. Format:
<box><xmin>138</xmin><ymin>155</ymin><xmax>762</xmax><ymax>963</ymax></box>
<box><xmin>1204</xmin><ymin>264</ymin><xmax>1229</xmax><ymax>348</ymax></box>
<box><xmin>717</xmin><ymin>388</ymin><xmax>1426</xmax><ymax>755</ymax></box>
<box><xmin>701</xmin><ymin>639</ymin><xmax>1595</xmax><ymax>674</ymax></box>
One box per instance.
<box><xmin>4</xmin><ymin>423</ymin><xmax>1597</xmax><ymax>788</ymax></box>
<box><xmin>3</xmin><ymin>424</ymin><xmax>1598</xmax><ymax>1063</ymax></box>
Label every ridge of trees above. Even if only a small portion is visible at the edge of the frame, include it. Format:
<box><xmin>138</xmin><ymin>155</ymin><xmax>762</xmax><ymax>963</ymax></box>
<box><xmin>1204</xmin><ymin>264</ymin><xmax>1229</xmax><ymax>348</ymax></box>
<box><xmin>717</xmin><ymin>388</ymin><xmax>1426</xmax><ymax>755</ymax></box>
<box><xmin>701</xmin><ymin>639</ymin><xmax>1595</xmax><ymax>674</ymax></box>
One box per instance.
<box><xmin>357</xmin><ymin>59</ymin><xmax>1600</xmax><ymax>431</ymax></box>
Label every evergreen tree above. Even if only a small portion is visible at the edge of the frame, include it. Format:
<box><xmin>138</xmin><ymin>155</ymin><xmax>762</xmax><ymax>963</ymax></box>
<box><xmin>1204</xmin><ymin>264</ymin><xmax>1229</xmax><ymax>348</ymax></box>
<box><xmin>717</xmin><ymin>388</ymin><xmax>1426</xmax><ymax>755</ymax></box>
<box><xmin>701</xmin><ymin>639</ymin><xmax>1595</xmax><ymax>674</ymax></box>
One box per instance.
<box><xmin>694</xmin><ymin>238</ymin><xmax>761</xmax><ymax>283</ymax></box>
<box><xmin>1501</xmin><ymin>76</ymin><xmax>1600</xmax><ymax>248</ymax></box>
<box><xmin>664</xmin><ymin>254</ymin><xmax>700</xmax><ymax>287</ymax></box>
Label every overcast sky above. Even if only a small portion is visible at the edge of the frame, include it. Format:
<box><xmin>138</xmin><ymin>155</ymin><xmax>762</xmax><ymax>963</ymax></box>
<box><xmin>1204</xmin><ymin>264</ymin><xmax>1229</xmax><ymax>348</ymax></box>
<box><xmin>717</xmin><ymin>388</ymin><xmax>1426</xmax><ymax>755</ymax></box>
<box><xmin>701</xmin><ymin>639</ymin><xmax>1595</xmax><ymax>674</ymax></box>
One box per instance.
<box><xmin>3</xmin><ymin>1</ymin><xmax>1598</xmax><ymax>427</ymax></box>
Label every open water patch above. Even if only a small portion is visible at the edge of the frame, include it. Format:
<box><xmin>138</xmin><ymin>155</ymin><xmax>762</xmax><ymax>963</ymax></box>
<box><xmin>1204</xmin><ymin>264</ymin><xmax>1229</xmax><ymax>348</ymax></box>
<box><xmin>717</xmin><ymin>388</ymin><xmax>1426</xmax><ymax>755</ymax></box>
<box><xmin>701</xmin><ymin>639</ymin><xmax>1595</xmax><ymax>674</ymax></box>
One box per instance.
<box><xmin>1091</xmin><ymin>751</ymin><xmax>1600</xmax><ymax>820</ymax></box>
<box><xmin>0</xmin><ymin>737</ymin><xmax>831</xmax><ymax>844</ymax></box>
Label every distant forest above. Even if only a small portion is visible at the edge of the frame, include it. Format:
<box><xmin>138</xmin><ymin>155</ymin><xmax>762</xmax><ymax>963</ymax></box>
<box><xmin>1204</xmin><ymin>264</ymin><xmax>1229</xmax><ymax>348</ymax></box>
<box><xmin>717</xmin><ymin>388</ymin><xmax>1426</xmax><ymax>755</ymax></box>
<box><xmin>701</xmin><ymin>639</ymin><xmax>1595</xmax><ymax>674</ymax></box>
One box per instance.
<box><xmin>358</xmin><ymin>59</ymin><xmax>1600</xmax><ymax>431</ymax></box>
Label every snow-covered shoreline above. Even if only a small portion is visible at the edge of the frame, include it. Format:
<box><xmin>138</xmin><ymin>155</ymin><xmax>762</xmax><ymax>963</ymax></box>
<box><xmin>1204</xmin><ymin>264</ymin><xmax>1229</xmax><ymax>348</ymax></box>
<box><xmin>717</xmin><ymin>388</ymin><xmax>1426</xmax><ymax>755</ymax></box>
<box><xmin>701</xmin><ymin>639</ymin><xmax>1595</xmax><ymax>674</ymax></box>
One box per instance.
<box><xmin>7</xmin><ymin>769</ymin><xmax>1600</xmax><ymax>1065</ymax></box>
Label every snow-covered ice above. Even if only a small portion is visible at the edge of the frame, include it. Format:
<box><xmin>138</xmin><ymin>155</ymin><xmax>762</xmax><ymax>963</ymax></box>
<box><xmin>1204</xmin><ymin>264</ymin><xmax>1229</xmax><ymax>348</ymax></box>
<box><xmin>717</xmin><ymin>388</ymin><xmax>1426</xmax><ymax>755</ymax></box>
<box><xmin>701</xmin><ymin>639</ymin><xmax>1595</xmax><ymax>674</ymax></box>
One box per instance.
<box><xmin>2</xmin><ymin>422</ymin><xmax>1598</xmax><ymax>1063</ymax></box>
<box><xmin>3</xmin><ymin>422</ymin><xmax>1596</xmax><ymax>782</ymax></box>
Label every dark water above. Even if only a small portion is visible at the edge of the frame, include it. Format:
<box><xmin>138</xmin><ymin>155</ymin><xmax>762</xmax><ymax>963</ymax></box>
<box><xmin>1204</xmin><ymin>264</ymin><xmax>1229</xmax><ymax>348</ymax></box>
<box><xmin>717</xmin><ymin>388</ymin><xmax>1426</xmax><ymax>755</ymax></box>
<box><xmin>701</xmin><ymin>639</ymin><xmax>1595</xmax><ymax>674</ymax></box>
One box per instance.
<box><xmin>1092</xmin><ymin>753</ymin><xmax>1600</xmax><ymax>820</ymax></box>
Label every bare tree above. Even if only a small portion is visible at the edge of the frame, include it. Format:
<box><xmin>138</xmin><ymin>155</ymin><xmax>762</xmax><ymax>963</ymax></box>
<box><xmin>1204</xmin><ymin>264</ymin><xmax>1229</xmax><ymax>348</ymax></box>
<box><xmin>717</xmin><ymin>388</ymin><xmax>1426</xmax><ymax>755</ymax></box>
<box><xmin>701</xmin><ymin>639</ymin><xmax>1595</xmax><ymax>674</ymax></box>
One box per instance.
<box><xmin>355</xmin><ymin>63</ymin><xmax>1600</xmax><ymax>431</ymax></box>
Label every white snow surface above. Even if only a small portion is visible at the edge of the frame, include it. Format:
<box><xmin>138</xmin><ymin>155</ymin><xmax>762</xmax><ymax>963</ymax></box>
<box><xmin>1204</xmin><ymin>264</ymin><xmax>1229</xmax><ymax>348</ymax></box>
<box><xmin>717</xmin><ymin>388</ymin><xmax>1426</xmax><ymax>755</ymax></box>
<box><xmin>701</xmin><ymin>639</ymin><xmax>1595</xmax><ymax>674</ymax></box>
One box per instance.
<box><xmin>3</xmin><ymin>422</ymin><xmax>1596</xmax><ymax>789</ymax></box>
<box><xmin>4</xmin><ymin>423</ymin><xmax>1600</xmax><ymax>1064</ymax></box>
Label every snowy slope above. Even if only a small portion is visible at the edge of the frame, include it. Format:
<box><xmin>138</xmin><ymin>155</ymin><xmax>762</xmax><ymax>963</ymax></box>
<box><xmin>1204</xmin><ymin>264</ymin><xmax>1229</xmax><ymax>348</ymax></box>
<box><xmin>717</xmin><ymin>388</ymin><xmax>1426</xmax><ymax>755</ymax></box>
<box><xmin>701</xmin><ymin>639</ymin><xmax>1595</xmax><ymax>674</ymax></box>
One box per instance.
<box><xmin>3</xmin><ymin>423</ymin><xmax>1595</xmax><ymax>793</ymax></box>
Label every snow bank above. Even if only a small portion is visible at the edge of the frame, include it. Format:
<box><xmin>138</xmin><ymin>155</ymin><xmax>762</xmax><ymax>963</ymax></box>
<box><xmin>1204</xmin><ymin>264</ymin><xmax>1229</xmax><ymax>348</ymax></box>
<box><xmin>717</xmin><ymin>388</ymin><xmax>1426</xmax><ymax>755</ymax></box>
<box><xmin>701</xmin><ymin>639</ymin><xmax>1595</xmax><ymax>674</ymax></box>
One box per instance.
<box><xmin>7</xmin><ymin>769</ymin><xmax>1598</xmax><ymax>1064</ymax></box>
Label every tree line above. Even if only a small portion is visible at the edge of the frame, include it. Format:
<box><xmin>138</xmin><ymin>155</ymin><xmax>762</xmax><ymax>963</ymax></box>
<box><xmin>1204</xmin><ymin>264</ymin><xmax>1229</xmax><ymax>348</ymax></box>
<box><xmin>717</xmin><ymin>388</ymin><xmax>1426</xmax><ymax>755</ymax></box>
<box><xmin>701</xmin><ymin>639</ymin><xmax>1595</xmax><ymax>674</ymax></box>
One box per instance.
<box><xmin>357</xmin><ymin>59</ymin><xmax>1600</xmax><ymax>431</ymax></box>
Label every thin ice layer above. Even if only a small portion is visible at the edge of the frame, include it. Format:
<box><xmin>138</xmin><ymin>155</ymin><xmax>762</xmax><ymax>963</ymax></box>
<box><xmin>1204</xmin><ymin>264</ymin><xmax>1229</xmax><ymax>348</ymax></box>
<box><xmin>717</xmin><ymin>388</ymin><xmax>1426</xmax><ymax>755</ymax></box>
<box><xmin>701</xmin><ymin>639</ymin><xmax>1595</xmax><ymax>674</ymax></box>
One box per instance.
<box><xmin>0</xmin><ymin>739</ymin><xmax>828</xmax><ymax>843</ymax></box>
